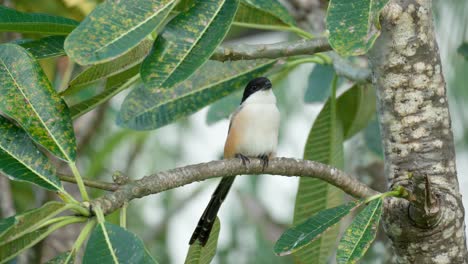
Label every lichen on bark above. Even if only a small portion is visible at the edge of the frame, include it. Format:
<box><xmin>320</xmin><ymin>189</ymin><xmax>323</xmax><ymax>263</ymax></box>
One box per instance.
<box><xmin>368</xmin><ymin>0</ymin><xmax>467</xmax><ymax>262</ymax></box>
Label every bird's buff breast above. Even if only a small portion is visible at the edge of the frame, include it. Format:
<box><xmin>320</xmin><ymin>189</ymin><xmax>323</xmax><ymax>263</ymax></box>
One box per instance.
<box><xmin>234</xmin><ymin>103</ymin><xmax>280</xmax><ymax>156</ymax></box>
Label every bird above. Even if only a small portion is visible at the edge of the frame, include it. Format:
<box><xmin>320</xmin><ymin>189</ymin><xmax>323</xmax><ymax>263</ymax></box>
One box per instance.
<box><xmin>189</xmin><ymin>77</ymin><xmax>280</xmax><ymax>246</ymax></box>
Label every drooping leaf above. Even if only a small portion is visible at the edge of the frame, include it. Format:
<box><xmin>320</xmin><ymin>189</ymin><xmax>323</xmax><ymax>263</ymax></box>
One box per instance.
<box><xmin>275</xmin><ymin>201</ymin><xmax>361</xmax><ymax>256</ymax></box>
<box><xmin>68</xmin><ymin>39</ymin><xmax>152</xmax><ymax>88</ymax></box>
<box><xmin>65</xmin><ymin>0</ymin><xmax>175</xmax><ymax>65</ymax></box>
<box><xmin>364</xmin><ymin>117</ymin><xmax>383</xmax><ymax>158</ymax></box>
<box><xmin>206</xmin><ymin>91</ymin><xmax>241</xmax><ymax>124</ymax></box>
<box><xmin>118</xmin><ymin>59</ymin><xmax>275</xmax><ymax>130</ymax></box>
<box><xmin>458</xmin><ymin>42</ymin><xmax>468</xmax><ymax>60</ymax></box>
<box><xmin>0</xmin><ymin>217</ymin><xmax>83</xmax><ymax>263</ymax></box>
<box><xmin>241</xmin><ymin>0</ymin><xmax>296</xmax><ymax>27</ymax></box>
<box><xmin>293</xmin><ymin>76</ymin><xmax>344</xmax><ymax>263</ymax></box>
<box><xmin>304</xmin><ymin>64</ymin><xmax>335</xmax><ymax>103</ymax></box>
<box><xmin>184</xmin><ymin>218</ymin><xmax>220</xmax><ymax>264</ymax></box>
<box><xmin>0</xmin><ymin>44</ymin><xmax>76</xmax><ymax>162</ymax></box>
<box><xmin>18</xmin><ymin>36</ymin><xmax>66</xmax><ymax>59</ymax></box>
<box><xmin>0</xmin><ymin>202</ymin><xmax>68</xmax><ymax>246</ymax></box>
<box><xmin>0</xmin><ymin>116</ymin><xmax>62</xmax><ymax>191</ymax></box>
<box><xmin>70</xmin><ymin>73</ymin><xmax>141</xmax><ymax>120</ymax></box>
<box><xmin>337</xmin><ymin>83</ymin><xmax>376</xmax><ymax>139</ymax></box>
<box><xmin>45</xmin><ymin>251</ymin><xmax>74</xmax><ymax>264</ymax></box>
<box><xmin>83</xmin><ymin>222</ymin><xmax>157</xmax><ymax>264</ymax></box>
<box><xmin>141</xmin><ymin>0</ymin><xmax>239</xmax><ymax>90</ymax></box>
<box><xmin>233</xmin><ymin>0</ymin><xmax>310</xmax><ymax>38</ymax></box>
<box><xmin>326</xmin><ymin>0</ymin><xmax>389</xmax><ymax>56</ymax></box>
<box><xmin>0</xmin><ymin>227</ymin><xmax>49</xmax><ymax>263</ymax></box>
<box><xmin>0</xmin><ymin>217</ymin><xmax>15</xmax><ymax>236</ymax></box>
<box><xmin>336</xmin><ymin>199</ymin><xmax>383</xmax><ymax>264</ymax></box>
<box><xmin>0</xmin><ymin>6</ymin><xmax>78</xmax><ymax>35</ymax></box>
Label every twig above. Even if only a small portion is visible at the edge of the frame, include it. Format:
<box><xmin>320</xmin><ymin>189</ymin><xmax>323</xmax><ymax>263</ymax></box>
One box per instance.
<box><xmin>91</xmin><ymin>157</ymin><xmax>379</xmax><ymax>215</ymax></box>
<box><xmin>59</xmin><ymin>174</ymin><xmax>119</xmax><ymax>191</ymax></box>
<box><xmin>211</xmin><ymin>37</ymin><xmax>331</xmax><ymax>61</ymax></box>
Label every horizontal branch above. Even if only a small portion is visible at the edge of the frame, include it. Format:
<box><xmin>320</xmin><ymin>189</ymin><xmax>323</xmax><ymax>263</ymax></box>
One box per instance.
<box><xmin>211</xmin><ymin>37</ymin><xmax>332</xmax><ymax>61</ymax></box>
<box><xmin>91</xmin><ymin>157</ymin><xmax>379</xmax><ymax>215</ymax></box>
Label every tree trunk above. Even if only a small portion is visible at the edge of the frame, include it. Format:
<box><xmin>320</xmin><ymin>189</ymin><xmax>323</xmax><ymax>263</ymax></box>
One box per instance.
<box><xmin>368</xmin><ymin>0</ymin><xmax>467</xmax><ymax>262</ymax></box>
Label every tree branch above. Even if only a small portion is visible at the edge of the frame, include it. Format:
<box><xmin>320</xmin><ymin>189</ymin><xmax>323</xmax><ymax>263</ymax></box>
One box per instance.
<box><xmin>91</xmin><ymin>157</ymin><xmax>378</xmax><ymax>215</ymax></box>
<box><xmin>211</xmin><ymin>37</ymin><xmax>331</xmax><ymax>61</ymax></box>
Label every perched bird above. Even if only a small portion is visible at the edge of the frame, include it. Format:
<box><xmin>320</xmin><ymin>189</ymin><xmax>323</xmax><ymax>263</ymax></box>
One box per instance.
<box><xmin>189</xmin><ymin>77</ymin><xmax>280</xmax><ymax>245</ymax></box>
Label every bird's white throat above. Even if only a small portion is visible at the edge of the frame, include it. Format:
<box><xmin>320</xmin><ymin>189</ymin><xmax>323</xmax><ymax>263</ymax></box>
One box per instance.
<box><xmin>242</xmin><ymin>89</ymin><xmax>277</xmax><ymax>105</ymax></box>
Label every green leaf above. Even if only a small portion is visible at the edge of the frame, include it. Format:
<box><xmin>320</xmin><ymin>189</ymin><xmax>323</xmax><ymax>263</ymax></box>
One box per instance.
<box><xmin>275</xmin><ymin>201</ymin><xmax>361</xmax><ymax>256</ymax></box>
<box><xmin>184</xmin><ymin>218</ymin><xmax>220</xmax><ymax>264</ymax></box>
<box><xmin>293</xmin><ymin>76</ymin><xmax>344</xmax><ymax>263</ymax></box>
<box><xmin>0</xmin><ymin>202</ymin><xmax>68</xmax><ymax>246</ymax></box>
<box><xmin>141</xmin><ymin>0</ymin><xmax>239</xmax><ymax>90</ymax></box>
<box><xmin>336</xmin><ymin>199</ymin><xmax>383</xmax><ymax>264</ymax></box>
<box><xmin>0</xmin><ymin>116</ymin><xmax>62</xmax><ymax>191</ymax></box>
<box><xmin>304</xmin><ymin>64</ymin><xmax>335</xmax><ymax>103</ymax></box>
<box><xmin>70</xmin><ymin>72</ymin><xmax>140</xmax><ymax>120</ymax></box>
<box><xmin>65</xmin><ymin>0</ymin><xmax>175</xmax><ymax>65</ymax></box>
<box><xmin>206</xmin><ymin>91</ymin><xmax>242</xmax><ymax>124</ymax></box>
<box><xmin>364</xmin><ymin>117</ymin><xmax>383</xmax><ymax>158</ymax></box>
<box><xmin>83</xmin><ymin>222</ymin><xmax>157</xmax><ymax>264</ymax></box>
<box><xmin>0</xmin><ymin>227</ymin><xmax>49</xmax><ymax>263</ymax></box>
<box><xmin>0</xmin><ymin>44</ymin><xmax>76</xmax><ymax>162</ymax></box>
<box><xmin>0</xmin><ymin>217</ymin><xmax>83</xmax><ymax>264</ymax></box>
<box><xmin>68</xmin><ymin>39</ymin><xmax>152</xmax><ymax>88</ymax></box>
<box><xmin>326</xmin><ymin>0</ymin><xmax>389</xmax><ymax>56</ymax></box>
<box><xmin>0</xmin><ymin>6</ymin><xmax>78</xmax><ymax>35</ymax></box>
<box><xmin>45</xmin><ymin>251</ymin><xmax>74</xmax><ymax>264</ymax></box>
<box><xmin>18</xmin><ymin>36</ymin><xmax>66</xmax><ymax>59</ymax></box>
<box><xmin>233</xmin><ymin>0</ymin><xmax>309</xmax><ymax>37</ymax></box>
<box><xmin>337</xmin><ymin>84</ymin><xmax>376</xmax><ymax>139</ymax></box>
<box><xmin>458</xmin><ymin>42</ymin><xmax>468</xmax><ymax>60</ymax></box>
<box><xmin>118</xmin><ymin>59</ymin><xmax>275</xmax><ymax>130</ymax></box>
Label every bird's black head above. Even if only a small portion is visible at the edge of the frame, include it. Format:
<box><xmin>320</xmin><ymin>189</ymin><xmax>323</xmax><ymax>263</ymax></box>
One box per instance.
<box><xmin>241</xmin><ymin>77</ymin><xmax>272</xmax><ymax>103</ymax></box>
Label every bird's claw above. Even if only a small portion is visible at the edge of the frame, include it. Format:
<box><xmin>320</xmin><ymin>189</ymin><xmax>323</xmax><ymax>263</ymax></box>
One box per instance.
<box><xmin>235</xmin><ymin>153</ymin><xmax>250</xmax><ymax>166</ymax></box>
<box><xmin>258</xmin><ymin>154</ymin><xmax>269</xmax><ymax>171</ymax></box>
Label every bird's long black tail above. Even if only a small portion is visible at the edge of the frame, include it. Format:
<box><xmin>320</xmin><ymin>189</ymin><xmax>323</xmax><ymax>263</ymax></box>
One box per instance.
<box><xmin>189</xmin><ymin>176</ymin><xmax>236</xmax><ymax>246</ymax></box>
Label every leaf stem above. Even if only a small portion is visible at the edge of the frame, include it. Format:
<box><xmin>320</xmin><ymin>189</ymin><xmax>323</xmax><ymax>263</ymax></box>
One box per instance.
<box><xmin>70</xmin><ymin>162</ymin><xmax>90</xmax><ymax>201</ymax></box>
<box><xmin>67</xmin><ymin>203</ymin><xmax>91</xmax><ymax>216</ymax></box>
<box><xmin>231</xmin><ymin>22</ymin><xmax>314</xmax><ymax>39</ymax></box>
<box><xmin>364</xmin><ymin>186</ymin><xmax>411</xmax><ymax>203</ymax></box>
<box><xmin>284</xmin><ymin>57</ymin><xmax>325</xmax><ymax>69</ymax></box>
<box><xmin>56</xmin><ymin>190</ymin><xmax>79</xmax><ymax>204</ymax></box>
<box><xmin>65</xmin><ymin>219</ymin><xmax>97</xmax><ymax>263</ymax></box>
<box><xmin>36</xmin><ymin>215</ymin><xmax>78</xmax><ymax>229</ymax></box>
<box><xmin>120</xmin><ymin>202</ymin><xmax>128</xmax><ymax>229</ymax></box>
<box><xmin>94</xmin><ymin>206</ymin><xmax>106</xmax><ymax>223</ymax></box>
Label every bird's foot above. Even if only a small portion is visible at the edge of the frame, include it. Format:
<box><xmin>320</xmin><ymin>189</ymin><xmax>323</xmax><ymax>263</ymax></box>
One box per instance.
<box><xmin>258</xmin><ymin>154</ymin><xmax>269</xmax><ymax>172</ymax></box>
<box><xmin>235</xmin><ymin>153</ymin><xmax>250</xmax><ymax>167</ymax></box>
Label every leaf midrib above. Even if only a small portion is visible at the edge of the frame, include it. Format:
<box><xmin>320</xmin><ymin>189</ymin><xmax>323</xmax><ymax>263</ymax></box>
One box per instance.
<box><xmin>0</xmin><ymin>142</ymin><xmax>62</xmax><ymax>191</ymax></box>
<box><xmin>0</xmin><ymin>54</ymin><xmax>72</xmax><ymax>162</ymax></box>
<box><xmin>286</xmin><ymin>205</ymin><xmax>351</xmax><ymax>253</ymax></box>
<box><xmin>156</xmin><ymin>0</ymin><xmax>228</xmax><ymax>88</ymax></box>
<box><xmin>344</xmin><ymin>200</ymin><xmax>381</xmax><ymax>262</ymax></box>
<box><xmin>93</xmin><ymin>1</ymin><xmax>175</xmax><ymax>54</ymax></box>
<box><xmin>100</xmin><ymin>223</ymin><xmax>119</xmax><ymax>264</ymax></box>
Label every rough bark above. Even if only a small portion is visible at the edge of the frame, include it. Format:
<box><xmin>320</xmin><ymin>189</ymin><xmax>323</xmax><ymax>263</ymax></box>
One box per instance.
<box><xmin>368</xmin><ymin>0</ymin><xmax>467</xmax><ymax>262</ymax></box>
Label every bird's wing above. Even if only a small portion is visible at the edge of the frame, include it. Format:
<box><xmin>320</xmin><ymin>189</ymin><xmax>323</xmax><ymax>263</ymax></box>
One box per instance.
<box><xmin>227</xmin><ymin>105</ymin><xmax>243</xmax><ymax>134</ymax></box>
<box><xmin>224</xmin><ymin>105</ymin><xmax>244</xmax><ymax>158</ymax></box>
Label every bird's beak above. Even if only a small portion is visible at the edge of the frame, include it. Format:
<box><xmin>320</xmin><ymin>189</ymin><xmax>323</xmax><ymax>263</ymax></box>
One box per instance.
<box><xmin>262</xmin><ymin>82</ymin><xmax>272</xmax><ymax>90</ymax></box>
